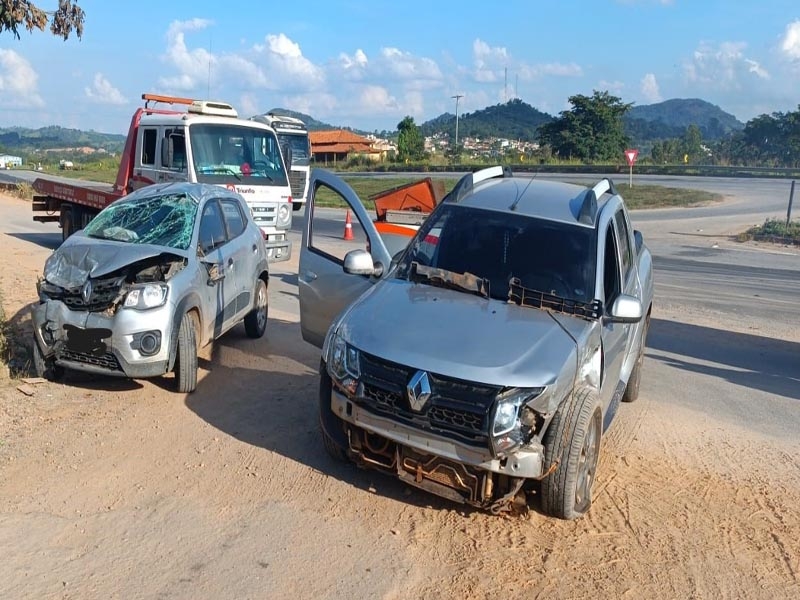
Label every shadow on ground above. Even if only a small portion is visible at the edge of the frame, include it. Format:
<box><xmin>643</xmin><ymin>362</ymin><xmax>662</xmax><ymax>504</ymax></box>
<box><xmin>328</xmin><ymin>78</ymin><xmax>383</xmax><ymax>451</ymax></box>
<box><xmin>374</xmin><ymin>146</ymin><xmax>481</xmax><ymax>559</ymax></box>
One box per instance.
<box><xmin>7</xmin><ymin>232</ymin><xmax>61</xmax><ymax>252</ymax></box>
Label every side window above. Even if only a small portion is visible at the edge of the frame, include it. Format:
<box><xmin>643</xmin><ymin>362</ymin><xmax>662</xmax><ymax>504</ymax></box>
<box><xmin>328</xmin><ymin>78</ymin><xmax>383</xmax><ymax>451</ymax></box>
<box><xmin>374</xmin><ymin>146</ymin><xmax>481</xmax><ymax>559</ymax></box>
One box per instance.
<box><xmin>141</xmin><ymin>129</ymin><xmax>157</xmax><ymax>166</ymax></box>
<box><xmin>164</xmin><ymin>129</ymin><xmax>187</xmax><ymax>171</ymax></box>
<box><xmin>198</xmin><ymin>200</ymin><xmax>227</xmax><ymax>254</ymax></box>
<box><xmin>613</xmin><ymin>210</ymin><xmax>632</xmax><ymax>277</ymax></box>
<box><xmin>603</xmin><ymin>224</ymin><xmax>621</xmax><ymax>305</ymax></box>
<box><xmin>308</xmin><ymin>182</ymin><xmax>366</xmax><ymax>263</ymax></box>
<box><xmin>221</xmin><ymin>199</ymin><xmax>246</xmax><ymax>239</ymax></box>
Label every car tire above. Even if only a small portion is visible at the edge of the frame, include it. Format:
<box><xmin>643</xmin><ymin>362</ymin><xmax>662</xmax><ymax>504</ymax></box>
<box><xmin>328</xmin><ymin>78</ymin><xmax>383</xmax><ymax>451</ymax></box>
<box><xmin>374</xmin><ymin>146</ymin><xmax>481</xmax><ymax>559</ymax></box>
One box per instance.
<box><xmin>61</xmin><ymin>206</ymin><xmax>74</xmax><ymax>243</ymax></box>
<box><xmin>622</xmin><ymin>315</ymin><xmax>649</xmax><ymax>403</ymax></box>
<box><xmin>540</xmin><ymin>386</ymin><xmax>602</xmax><ymax>520</ymax></box>
<box><xmin>174</xmin><ymin>312</ymin><xmax>198</xmax><ymax>393</ymax></box>
<box><xmin>292</xmin><ymin>203</ymin><xmax>303</xmax><ymax>212</ymax></box>
<box><xmin>244</xmin><ymin>278</ymin><xmax>268</xmax><ymax>339</ymax></box>
<box><xmin>318</xmin><ymin>364</ymin><xmax>349</xmax><ymax>462</ymax></box>
<box><xmin>31</xmin><ymin>337</ymin><xmax>64</xmax><ymax>381</ymax></box>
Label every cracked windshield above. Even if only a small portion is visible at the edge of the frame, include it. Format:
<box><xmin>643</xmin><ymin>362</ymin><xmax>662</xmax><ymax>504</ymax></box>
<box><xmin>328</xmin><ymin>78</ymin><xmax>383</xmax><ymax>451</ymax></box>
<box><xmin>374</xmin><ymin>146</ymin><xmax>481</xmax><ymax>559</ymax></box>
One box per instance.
<box><xmin>82</xmin><ymin>193</ymin><xmax>198</xmax><ymax>250</ymax></box>
<box><xmin>190</xmin><ymin>124</ymin><xmax>289</xmax><ymax>186</ymax></box>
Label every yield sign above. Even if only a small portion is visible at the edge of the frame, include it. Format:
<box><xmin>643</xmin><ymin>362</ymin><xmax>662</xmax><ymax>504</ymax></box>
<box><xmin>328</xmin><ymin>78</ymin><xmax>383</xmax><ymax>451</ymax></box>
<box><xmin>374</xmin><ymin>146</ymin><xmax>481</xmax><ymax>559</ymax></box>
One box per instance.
<box><xmin>624</xmin><ymin>149</ymin><xmax>639</xmax><ymax>166</ymax></box>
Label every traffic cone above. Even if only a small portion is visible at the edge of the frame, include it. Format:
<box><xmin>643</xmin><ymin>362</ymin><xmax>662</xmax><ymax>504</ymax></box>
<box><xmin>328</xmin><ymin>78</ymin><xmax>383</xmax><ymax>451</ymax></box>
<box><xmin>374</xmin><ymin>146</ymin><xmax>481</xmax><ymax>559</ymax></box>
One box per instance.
<box><xmin>343</xmin><ymin>209</ymin><xmax>354</xmax><ymax>241</ymax></box>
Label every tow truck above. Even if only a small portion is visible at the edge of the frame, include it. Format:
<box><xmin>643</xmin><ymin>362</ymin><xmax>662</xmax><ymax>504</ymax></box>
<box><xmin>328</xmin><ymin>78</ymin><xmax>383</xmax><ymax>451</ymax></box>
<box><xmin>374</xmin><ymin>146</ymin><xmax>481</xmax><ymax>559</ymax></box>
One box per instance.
<box><xmin>31</xmin><ymin>93</ymin><xmax>293</xmax><ymax>262</ymax></box>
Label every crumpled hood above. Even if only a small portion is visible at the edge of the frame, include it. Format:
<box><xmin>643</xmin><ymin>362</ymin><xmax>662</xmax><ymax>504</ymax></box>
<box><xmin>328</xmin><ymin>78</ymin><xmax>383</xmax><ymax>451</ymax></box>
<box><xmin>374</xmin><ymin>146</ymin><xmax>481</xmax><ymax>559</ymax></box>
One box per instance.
<box><xmin>44</xmin><ymin>233</ymin><xmax>188</xmax><ymax>289</ymax></box>
<box><xmin>337</xmin><ymin>279</ymin><xmax>587</xmax><ymax>388</ymax></box>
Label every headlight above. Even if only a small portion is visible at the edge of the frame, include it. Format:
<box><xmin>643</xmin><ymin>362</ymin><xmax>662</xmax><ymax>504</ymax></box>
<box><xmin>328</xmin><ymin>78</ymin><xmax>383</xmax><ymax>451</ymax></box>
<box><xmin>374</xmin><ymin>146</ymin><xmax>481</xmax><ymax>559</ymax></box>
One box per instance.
<box><xmin>490</xmin><ymin>387</ymin><xmax>545</xmax><ymax>457</ymax></box>
<box><xmin>277</xmin><ymin>203</ymin><xmax>291</xmax><ymax>226</ymax></box>
<box><xmin>327</xmin><ymin>331</ymin><xmax>360</xmax><ymax>393</ymax></box>
<box><xmin>124</xmin><ymin>284</ymin><xmax>168</xmax><ymax>310</ymax></box>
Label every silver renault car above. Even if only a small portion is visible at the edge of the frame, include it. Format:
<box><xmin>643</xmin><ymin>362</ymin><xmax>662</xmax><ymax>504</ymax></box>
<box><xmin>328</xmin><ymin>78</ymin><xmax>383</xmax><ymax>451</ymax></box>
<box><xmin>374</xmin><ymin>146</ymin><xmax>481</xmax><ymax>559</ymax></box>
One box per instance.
<box><xmin>31</xmin><ymin>182</ymin><xmax>270</xmax><ymax>393</ymax></box>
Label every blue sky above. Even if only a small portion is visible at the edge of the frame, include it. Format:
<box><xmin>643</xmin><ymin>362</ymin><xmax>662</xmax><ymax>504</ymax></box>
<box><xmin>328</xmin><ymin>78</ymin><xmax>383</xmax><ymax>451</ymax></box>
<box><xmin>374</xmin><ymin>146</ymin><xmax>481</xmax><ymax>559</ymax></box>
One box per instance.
<box><xmin>1</xmin><ymin>0</ymin><xmax>800</xmax><ymax>134</ymax></box>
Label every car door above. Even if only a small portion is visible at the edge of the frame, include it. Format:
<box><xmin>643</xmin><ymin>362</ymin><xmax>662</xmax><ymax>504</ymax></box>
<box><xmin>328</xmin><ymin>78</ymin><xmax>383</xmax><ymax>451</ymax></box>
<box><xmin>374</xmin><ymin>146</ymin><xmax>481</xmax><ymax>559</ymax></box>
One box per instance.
<box><xmin>613</xmin><ymin>208</ymin><xmax>644</xmax><ymax>377</ymax></box>
<box><xmin>197</xmin><ymin>198</ymin><xmax>240</xmax><ymax>339</ymax></box>
<box><xmin>219</xmin><ymin>196</ymin><xmax>256</xmax><ymax>318</ymax></box>
<box><xmin>299</xmin><ymin>169</ymin><xmax>391</xmax><ymax>348</ymax></box>
<box><xmin>598</xmin><ymin>217</ymin><xmax>632</xmax><ymax>408</ymax></box>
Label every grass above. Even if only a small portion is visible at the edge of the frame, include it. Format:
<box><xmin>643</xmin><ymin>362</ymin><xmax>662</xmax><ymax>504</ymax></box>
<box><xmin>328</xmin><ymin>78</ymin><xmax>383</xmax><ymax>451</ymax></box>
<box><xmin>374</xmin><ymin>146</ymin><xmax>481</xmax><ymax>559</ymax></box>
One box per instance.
<box><xmin>737</xmin><ymin>218</ymin><xmax>800</xmax><ymax>245</ymax></box>
<box><xmin>0</xmin><ymin>295</ymin><xmax>8</xmax><ymax>382</ymax></box>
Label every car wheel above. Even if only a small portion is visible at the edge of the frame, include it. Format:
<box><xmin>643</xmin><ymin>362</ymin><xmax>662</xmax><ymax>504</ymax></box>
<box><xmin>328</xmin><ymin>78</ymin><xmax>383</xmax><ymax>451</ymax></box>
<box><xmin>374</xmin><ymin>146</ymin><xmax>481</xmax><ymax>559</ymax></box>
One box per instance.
<box><xmin>622</xmin><ymin>315</ymin><xmax>649</xmax><ymax>403</ymax></box>
<box><xmin>174</xmin><ymin>312</ymin><xmax>198</xmax><ymax>393</ymax></box>
<box><xmin>292</xmin><ymin>203</ymin><xmax>303</xmax><ymax>212</ymax></box>
<box><xmin>540</xmin><ymin>386</ymin><xmax>602</xmax><ymax>520</ymax></box>
<box><xmin>244</xmin><ymin>278</ymin><xmax>268</xmax><ymax>339</ymax></box>
<box><xmin>31</xmin><ymin>337</ymin><xmax>64</xmax><ymax>381</ymax></box>
<box><xmin>318</xmin><ymin>363</ymin><xmax>349</xmax><ymax>462</ymax></box>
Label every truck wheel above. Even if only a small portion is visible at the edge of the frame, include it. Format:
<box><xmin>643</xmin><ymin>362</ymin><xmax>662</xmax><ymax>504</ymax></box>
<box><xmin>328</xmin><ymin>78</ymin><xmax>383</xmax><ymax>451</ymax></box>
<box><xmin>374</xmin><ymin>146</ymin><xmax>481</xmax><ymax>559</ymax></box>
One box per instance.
<box><xmin>318</xmin><ymin>364</ymin><xmax>349</xmax><ymax>462</ymax></box>
<box><xmin>244</xmin><ymin>278</ymin><xmax>268</xmax><ymax>338</ymax></box>
<box><xmin>61</xmin><ymin>207</ymin><xmax>74</xmax><ymax>242</ymax></box>
<box><xmin>622</xmin><ymin>315</ymin><xmax>649</xmax><ymax>403</ymax></box>
<box><xmin>540</xmin><ymin>386</ymin><xmax>602</xmax><ymax>520</ymax></box>
<box><xmin>32</xmin><ymin>337</ymin><xmax>64</xmax><ymax>381</ymax></box>
<box><xmin>174</xmin><ymin>312</ymin><xmax>198</xmax><ymax>393</ymax></box>
<box><xmin>292</xmin><ymin>203</ymin><xmax>303</xmax><ymax>212</ymax></box>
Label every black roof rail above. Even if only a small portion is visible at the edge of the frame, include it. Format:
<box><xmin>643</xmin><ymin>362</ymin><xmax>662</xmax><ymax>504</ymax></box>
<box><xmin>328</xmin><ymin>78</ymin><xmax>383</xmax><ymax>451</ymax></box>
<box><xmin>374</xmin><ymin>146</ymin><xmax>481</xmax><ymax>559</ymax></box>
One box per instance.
<box><xmin>445</xmin><ymin>165</ymin><xmax>513</xmax><ymax>204</ymax></box>
<box><xmin>578</xmin><ymin>178</ymin><xmax>618</xmax><ymax>225</ymax></box>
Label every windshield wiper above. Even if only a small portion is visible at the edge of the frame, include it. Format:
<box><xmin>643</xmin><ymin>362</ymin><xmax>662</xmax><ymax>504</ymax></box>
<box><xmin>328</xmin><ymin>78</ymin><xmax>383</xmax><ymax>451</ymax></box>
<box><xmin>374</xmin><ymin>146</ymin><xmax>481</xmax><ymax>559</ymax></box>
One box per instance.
<box><xmin>198</xmin><ymin>166</ymin><xmax>241</xmax><ymax>181</ymax></box>
<box><xmin>409</xmin><ymin>262</ymin><xmax>490</xmax><ymax>299</ymax></box>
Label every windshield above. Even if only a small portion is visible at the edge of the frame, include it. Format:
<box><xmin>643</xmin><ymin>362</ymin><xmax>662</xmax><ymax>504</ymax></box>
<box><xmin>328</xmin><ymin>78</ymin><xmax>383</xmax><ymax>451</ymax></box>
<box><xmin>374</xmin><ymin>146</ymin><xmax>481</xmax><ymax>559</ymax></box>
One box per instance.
<box><xmin>83</xmin><ymin>193</ymin><xmax>198</xmax><ymax>250</ymax></box>
<box><xmin>277</xmin><ymin>132</ymin><xmax>311</xmax><ymax>166</ymax></box>
<box><xmin>397</xmin><ymin>204</ymin><xmax>597</xmax><ymax>303</ymax></box>
<box><xmin>190</xmin><ymin>124</ymin><xmax>289</xmax><ymax>186</ymax></box>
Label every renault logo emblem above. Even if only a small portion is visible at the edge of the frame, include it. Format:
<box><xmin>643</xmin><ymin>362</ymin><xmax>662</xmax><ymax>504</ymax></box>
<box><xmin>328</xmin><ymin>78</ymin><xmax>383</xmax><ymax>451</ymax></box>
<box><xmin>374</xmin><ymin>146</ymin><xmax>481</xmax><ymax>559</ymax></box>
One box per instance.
<box><xmin>407</xmin><ymin>370</ymin><xmax>431</xmax><ymax>412</ymax></box>
<box><xmin>81</xmin><ymin>280</ymin><xmax>93</xmax><ymax>304</ymax></box>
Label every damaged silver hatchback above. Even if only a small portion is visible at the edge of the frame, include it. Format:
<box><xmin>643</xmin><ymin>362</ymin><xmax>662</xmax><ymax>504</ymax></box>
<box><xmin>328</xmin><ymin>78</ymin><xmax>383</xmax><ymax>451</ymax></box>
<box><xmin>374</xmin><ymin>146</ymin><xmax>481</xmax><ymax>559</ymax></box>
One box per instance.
<box><xmin>31</xmin><ymin>182</ymin><xmax>270</xmax><ymax>393</ymax></box>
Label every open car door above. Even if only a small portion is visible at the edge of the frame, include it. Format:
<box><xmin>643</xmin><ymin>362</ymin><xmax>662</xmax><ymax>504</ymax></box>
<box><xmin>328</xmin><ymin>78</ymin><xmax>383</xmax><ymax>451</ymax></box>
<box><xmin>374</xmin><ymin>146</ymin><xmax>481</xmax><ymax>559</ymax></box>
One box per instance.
<box><xmin>299</xmin><ymin>169</ymin><xmax>392</xmax><ymax>347</ymax></box>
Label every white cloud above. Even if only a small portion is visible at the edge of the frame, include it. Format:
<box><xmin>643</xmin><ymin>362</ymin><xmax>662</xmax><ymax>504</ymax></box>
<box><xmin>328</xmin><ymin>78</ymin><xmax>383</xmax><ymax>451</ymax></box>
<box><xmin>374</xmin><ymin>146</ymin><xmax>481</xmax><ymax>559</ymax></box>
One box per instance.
<box><xmin>159</xmin><ymin>18</ymin><xmax>215</xmax><ymax>91</ymax></box>
<box><xmin>0</xmin><ymin>49</ymin><xmax>44</xmax><ymax>107</ymax></box>
<box><xmin>473</xmin><ymin>39</ymin><xmax>508</xmax><ymax>82</ymax></box>
<box><xmin>85</xmin><ymin>73</ymin><xmax>127</xmax><ymax>105</ymax></box>
<box><xmin>252</xmin><ymin>33</ymin><xmax>325</xmax><ymax>88</ymax></box>
<box><xmin>640</xmin><ymin>73</ymin><xmax>662</xmax><ymax>103</ymax></box>
<box><xmin>684</xmin><ymin>41</ymin><xmax>769</xmax><ymax>89</ymax></box>
<box><xmin>598</xmin><ymin>80</ymin><xmax>626</xmax><ymax>96</ymax></box>
<box><xmin>780</xmin><ymin>20</ymin><xmax>800</xmax><ymax>60</ymax></box>
<box><xmin>358</xmin><ymin>85</ymin><xmax>400</xmax><ymax>114</ymax></box>
<box><xmin>380</xmin><ymin>47</ymin><xmax>442</xmax><ymax>82</ymax></box>
<box><xmin>472</xmin><ymin>38</ymin><xmax>582</xmax><ymax>84</ymax></box>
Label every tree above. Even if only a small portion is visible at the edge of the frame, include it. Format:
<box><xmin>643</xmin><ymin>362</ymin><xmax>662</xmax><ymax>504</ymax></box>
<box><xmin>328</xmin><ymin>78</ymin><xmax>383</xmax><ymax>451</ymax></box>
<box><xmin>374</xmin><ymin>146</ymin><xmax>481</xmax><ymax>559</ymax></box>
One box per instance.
<box><xmin>1</xmin><ymin>1</ymin><xmax>85</xmax><ymax>40</ymax></box>
<box><xmin>538</xmin><ymin>90</ymin><xmax>632</xmax><ymax>162</ymax></box>
<box><xmin>683</xmin><ymin>124</ymin><xmax>703</xmax><ymax>161</ymax></box>
<box><xmin>396</xmin><ymin>116</ymin><xmax>424</xmax><ymax>161</ymax></box>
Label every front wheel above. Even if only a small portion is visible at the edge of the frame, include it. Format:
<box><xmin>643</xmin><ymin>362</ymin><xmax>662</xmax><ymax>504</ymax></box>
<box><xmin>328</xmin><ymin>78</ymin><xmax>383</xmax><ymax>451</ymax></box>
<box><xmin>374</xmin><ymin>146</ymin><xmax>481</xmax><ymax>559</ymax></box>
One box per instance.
<box><xmin>244</xmin><ymin>278</ymin><xmax>268</xmax><ymax>338</ymax></box>
<box><xmin>173</xmin><ymin>312</ymin><xmax>198</xmax><ymax>393</ymax></box>
<box><xmin>622</xmin><ymin>315</ymin><xmax>649</xmax><ymax>403</ymax></box>
<box><xmin>540</xmin><ymin>387</ymin><xmax>602</xmax><ymax>520</ymax></box>
<box><xmin>318</xmin><ymin>365</ymin><xmax>349</xmax><ymax>462</ymax></box>
<box><xmin>31</xmin><ymin>337</ymin><xmax>64</xmax><ymax>381</ymax></box>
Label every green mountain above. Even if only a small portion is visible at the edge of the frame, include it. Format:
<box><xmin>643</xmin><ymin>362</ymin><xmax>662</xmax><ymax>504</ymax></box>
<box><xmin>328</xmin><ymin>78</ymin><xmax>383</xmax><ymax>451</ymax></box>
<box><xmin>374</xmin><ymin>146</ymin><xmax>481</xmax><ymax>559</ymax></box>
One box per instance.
<box><xmin>420</xmin><ymin>99</ymin><xmax>553</xmax><ymax>142</ymax></box>
<box><xmin>624</xmin><ymin>98</ymin><xmax>744</xmax><ymax>141</ymax></box>
<box><xmin>0</xmin><ymin>126</ymin><xmax>126</xmax><ymax>154</ymax></box>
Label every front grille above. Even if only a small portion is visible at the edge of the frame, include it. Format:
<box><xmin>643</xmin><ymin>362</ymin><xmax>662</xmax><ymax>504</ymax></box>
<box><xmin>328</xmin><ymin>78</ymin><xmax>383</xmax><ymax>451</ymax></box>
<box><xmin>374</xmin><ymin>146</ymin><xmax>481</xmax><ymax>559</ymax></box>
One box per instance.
<box><xmin>59</xmin><ymin>349</ymin><xmax>123</xmax><ymax>372</ymax></box>
<box><xmin>288</xmin><ymin>171</ymin><xmax>307</xmax><ymax>199</ymax></box>
<box><xmin>45</xmin><ymin>276</ymin><xmax>124</xmax><ymax>312</ymax></box>
<box><xmin>358</xmin><ymin>352</ymin><xmax>500</xmax><ymax>446</ymax></box>
<box><xmin>251</xmin><ymin>205</ymin><xmax>276</xmax><ymax>225</ymax></box>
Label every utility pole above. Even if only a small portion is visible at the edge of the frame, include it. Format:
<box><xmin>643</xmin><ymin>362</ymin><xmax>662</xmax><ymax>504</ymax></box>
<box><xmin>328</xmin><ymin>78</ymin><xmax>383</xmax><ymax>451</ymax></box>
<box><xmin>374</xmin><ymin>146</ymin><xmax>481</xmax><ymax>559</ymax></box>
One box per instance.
<box><xmin>451</xmin><ymin>94</ymin><xmax>463</xmax><ymax>150</ymax></box>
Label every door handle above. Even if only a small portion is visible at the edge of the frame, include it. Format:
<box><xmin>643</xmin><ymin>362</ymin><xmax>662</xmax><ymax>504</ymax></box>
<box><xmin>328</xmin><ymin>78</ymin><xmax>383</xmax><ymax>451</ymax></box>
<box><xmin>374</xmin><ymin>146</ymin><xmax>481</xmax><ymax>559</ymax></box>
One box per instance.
<box><xmin>227</xmin><ymin>258</ymin><xmax>234</xmax><ymax>269</ymax></box>
<box><xmin>252</xmin><ymin>244</ymin><xmax>258</xmax><ymax>253</ymax></box>
<box><xmin>300</xmin><ymin>269</ymin><xmax>317</xmax><ymax>282</ymax></box>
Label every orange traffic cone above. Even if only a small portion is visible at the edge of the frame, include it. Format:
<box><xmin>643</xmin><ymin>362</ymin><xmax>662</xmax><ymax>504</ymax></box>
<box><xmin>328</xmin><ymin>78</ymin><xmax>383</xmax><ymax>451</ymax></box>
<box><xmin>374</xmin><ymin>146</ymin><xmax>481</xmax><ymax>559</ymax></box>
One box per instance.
<box><xmin>343</xmin><ymin>209</ymin><xmax>354</xmax><ymax>241</ymax></box>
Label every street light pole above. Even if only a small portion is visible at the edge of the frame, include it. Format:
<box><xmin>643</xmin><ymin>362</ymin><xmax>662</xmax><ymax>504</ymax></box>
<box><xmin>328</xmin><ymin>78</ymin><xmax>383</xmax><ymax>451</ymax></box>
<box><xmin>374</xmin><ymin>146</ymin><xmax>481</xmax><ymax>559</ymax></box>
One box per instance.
<box><xmin>451</xmin><ymin>94</ymin><xmax>463</xmax><ymax>150</ymax></box>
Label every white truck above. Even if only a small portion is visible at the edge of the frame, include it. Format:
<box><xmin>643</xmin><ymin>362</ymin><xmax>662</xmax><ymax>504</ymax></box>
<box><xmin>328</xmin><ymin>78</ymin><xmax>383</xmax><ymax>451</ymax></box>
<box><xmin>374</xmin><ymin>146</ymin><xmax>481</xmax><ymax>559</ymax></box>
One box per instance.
<box><xmin>32</xmin><ymin>93</ymin><xmax>294</xmax><ymax>262</ymax></box>
<box><xmin>250</xmin><ymin>112</ymin><xmax>311</xmax><ymax>212</ymax></box>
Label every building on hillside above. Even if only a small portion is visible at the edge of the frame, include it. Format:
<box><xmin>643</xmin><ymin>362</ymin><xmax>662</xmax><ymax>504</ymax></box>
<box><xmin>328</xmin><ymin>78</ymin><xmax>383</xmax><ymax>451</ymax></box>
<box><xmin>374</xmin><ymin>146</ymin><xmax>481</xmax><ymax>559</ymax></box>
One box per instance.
<box><xmin>0</xmin><ymin>154</ymin><xmax>22</xmax><ymax>169</ymax></box>
<box><xmin>310</xmin><ymin>130</ymin><xmax>381</xmax><ymax>165</ymax></box>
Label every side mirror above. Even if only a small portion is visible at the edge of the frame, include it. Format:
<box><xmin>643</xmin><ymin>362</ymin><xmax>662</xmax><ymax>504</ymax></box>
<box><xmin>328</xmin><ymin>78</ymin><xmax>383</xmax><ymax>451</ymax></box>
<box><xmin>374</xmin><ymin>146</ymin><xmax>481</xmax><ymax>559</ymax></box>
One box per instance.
<box><xmin>204</xmin><ymin>261</ymin><xmax>225</xmax><ymax>285</ymax></box>
<box><xmin>607</xmin><ymin>294</ymin><xmax>642</xmax><ymax>323</ymax></box>
<box><xmin>281</xmin><ymin>143</ymin><xmax>293</xmax><ymax>170</ymax></box>
<box><xmin>343</xmin><ymin>249</ymin><xmax>380</xmax><ymax>277</ymax></box>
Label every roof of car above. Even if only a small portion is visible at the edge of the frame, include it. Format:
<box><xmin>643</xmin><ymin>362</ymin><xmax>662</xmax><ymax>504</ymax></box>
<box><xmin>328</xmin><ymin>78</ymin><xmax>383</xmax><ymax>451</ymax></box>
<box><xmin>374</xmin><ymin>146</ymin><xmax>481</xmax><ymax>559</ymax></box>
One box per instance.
<box><xmin>454</xmin><ymin>176</ymin><xmax>617</xmax><ymax>228</ymax></box>
<box><xmin>131</xmin><ymin>181</ymin><xmax>241</xmax><ymax>203</ymax></box>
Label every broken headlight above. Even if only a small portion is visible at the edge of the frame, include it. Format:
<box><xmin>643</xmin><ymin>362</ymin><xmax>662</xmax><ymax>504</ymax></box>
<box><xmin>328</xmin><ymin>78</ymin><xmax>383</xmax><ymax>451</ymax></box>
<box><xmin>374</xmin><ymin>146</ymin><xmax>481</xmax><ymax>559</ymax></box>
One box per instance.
<box><xmin>490</xmin><ymin>387</ymin><xmax>545</xmax><ymax>457</ymax></box>
<box><xmin>124</xmin><ymin>284</ymin><xmax>168</xmax><ymax>310</ymax></box>
<box><xmin>326</xmin><ymin>331</ymin><xmax>360</xmax><ymax>395</ymax></box>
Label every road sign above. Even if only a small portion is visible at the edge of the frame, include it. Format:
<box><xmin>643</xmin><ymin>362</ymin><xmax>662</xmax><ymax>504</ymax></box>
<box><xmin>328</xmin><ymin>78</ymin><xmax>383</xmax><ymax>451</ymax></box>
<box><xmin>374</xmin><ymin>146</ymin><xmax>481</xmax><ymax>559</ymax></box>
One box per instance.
<box><xmin>624</xmin><ymin>149</ymin><xmax>639</xmax><ymax>166</ymax></box>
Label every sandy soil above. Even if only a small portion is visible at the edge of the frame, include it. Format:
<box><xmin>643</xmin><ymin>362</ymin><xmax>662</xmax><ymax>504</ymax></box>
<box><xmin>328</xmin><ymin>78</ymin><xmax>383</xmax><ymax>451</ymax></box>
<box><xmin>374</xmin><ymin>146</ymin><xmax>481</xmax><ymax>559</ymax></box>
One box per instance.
<box><xmin>0</xmin><ymin>192</ymin><xmax>798</xmax><ymax>599</ymax></box>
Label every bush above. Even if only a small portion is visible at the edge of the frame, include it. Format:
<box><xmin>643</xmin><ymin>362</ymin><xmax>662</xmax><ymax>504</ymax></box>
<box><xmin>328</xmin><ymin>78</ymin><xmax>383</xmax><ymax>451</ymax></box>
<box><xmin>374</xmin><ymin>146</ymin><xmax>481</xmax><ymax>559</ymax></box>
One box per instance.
<box><xmin>738</xmin><ymin>218</ymin><xmax>800</xmax><ymax>245</ymax></box>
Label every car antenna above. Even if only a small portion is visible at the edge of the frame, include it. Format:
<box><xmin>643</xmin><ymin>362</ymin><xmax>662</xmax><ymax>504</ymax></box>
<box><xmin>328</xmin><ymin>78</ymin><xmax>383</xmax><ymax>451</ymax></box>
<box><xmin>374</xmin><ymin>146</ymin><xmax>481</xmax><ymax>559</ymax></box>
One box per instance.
<box><xmin>509</xmin><ymin>173</ymin><xmax>536</xmax><ymax>211</ymax></box>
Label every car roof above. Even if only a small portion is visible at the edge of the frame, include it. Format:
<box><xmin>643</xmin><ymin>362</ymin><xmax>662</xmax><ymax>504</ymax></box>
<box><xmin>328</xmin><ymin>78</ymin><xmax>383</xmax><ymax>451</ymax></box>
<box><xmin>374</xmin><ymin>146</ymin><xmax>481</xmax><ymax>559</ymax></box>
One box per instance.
<box><xmin>454</xmin><ymin>175</ymin><xmax>617</xmax><ymax>228</ymax></box>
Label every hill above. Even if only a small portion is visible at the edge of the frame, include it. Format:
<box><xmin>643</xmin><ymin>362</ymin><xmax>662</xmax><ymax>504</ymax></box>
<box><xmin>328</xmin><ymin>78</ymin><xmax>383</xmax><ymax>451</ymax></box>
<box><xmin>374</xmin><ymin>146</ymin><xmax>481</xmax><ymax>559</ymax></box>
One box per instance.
<box><xmin>0</xmin><ymin>126</ymin><xmax>126</xmax><ymax>154</ymax></box>
<box><xmin>420</xmin><ymin>99</ymin><xmax>553</xmax><ymax>142</ymax></box>
<box><xmin>624</xmin><ymin>98</ymin><xmax>744</xmax><ymax>141</ymax></box>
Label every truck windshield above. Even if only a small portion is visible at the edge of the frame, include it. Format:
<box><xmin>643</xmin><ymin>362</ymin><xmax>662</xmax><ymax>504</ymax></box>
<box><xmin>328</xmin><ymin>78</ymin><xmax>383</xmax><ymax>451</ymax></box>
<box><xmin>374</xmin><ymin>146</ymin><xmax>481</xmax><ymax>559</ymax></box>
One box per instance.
<box><xmin>397</xmin><ymin>204</ymin><xmax>597</xmax><ymax>304</ymax></box>
<box><xmin>276</xmin><ymin>133</ymin><xmax>311</xmax><ymax>166</ymax></box>
<box><xmin>83</xmin><ymin>193</ymin><xmax>197</xmax><ymax>250</ymax></box>
<box><xmin>190</xmin><ymin>124</ymin><xmax>289</xmax><ymax>186</ymax></box>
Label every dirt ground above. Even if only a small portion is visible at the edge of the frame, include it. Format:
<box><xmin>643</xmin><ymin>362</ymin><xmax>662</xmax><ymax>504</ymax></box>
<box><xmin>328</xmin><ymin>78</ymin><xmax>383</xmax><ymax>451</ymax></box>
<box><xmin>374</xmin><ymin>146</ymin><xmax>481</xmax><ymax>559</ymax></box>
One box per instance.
<box><xmin>1</xmin><ymin>192</ymin><xmax>799</xmax><ymax>599</ymax></box>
